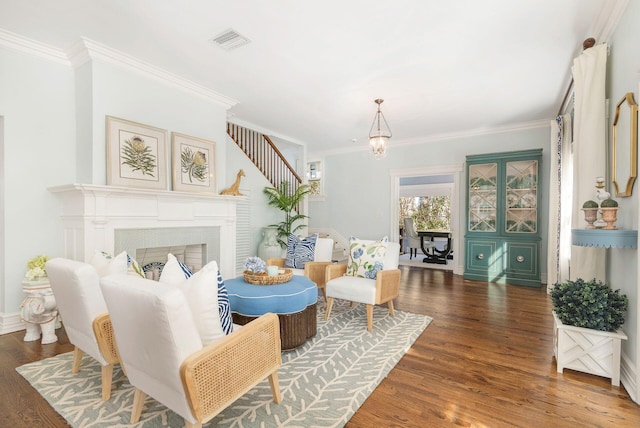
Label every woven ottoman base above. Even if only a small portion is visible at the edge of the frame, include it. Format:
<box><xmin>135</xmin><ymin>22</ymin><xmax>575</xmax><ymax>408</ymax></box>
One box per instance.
<box><xmin>232</xmin><ymin>303</ymin><xmax>317</xmax><ymax>350</ymax></box>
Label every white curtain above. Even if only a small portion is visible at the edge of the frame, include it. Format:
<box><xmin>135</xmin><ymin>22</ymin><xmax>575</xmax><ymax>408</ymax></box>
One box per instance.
<box><xmin>547</xmin><ymin>115</ymin><xmax>572</xmax><ymax>291</ymax></box>
<box><xmin>570</xmin><ymin>43</ymin><xmax>607</xmax><ymax>281</ymax></box>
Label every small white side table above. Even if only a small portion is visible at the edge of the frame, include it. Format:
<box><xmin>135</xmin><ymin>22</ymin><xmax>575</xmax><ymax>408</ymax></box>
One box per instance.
<box><xmin>20</xmin><ymin>278</ymin><xmax>59</xmax><ymax>344</ymax></box>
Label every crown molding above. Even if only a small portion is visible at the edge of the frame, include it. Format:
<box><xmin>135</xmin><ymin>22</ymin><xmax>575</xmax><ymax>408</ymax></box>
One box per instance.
<box><xmin>589</xmin><ymin>0</ymin><xmax>628</xmax><ymax>44</ymax></box>
<box><xmin>0</xmin><ymin>30</ymin><xmax>237</xmax><ymax>109</ymax></box>
<box><xmin>314</xmin><ymin>119</ymin><xmax>550</xmax><ymax>158</ymax></box>
<box><xmin>0</xmin><ymin>29</ymin><xmax>69</xmax><ymax>65</ymax></box>
<box><xmin>66</xmin><ymin>37</ymin><xmax>238</xmax><ymax>109</ymax></box>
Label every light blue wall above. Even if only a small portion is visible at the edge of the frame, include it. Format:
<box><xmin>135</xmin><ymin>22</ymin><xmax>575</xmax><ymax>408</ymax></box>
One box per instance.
<box><xmin>224</xmin><ymin>136</ymin><xmax>283</xmax><ymax>255</ymax></box>
<box><xmin>606</xmin><ymin>0</ymin><xmax>640</xmax><ymax>367</ymax></box>
<box><xmin>311</xmin><ymin>126</ymin><xmax>549</xmax><ymax>271</ymax></box>
<box><xmin>88</xmin><ymin>62</ymin><xmax>229</xmax><ymax>185</ymax></box>
<box><xmin>0</xmin><ymin>48</ymin><xmax>76</xmax><ymax>313</ymax></box>
<box><xmin>0</xmin><ymin>45</ymin><xmax>232</xmax><ymax>320</ymax></box>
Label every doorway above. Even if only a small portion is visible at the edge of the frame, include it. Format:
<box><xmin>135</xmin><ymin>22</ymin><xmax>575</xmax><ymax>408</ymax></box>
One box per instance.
<box><xmin>390</xmin><ymin>164</ymin><xmax>464</xmax><ymax>274</ymax></box>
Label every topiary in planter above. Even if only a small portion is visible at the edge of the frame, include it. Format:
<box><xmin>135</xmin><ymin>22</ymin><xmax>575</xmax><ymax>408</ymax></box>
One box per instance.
<box><xmin>551</xmin><ymin>278</ymin><xmax>628</xmax><ymax>332</ymax></box>
<box><xmin>601</xmin><ymin>198</ymin><xmax>618</xmax><ymax>208</ymax></box>
<box><xmin>582</xmin><ymin>200</ymin><xmax>599</xmax><ymax>208</ymax></box>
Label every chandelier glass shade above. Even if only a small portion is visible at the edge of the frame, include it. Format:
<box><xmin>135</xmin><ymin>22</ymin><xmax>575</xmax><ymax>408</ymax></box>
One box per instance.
<box><xmin>368</xmin><ymin>99</ymin><xmax>392</xmax><ymax>159</ymax></box>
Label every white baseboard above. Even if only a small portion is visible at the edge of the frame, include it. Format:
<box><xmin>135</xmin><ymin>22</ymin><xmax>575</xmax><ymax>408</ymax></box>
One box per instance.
<box><xmin>621</xmin><ymin>352</ymin><xmax>638</xmax><ymax>404</ymax></box>
<box><xmin>0</xmin><ymin>311</ymin><xmax>26</xmax><ymax>335</ymax></box>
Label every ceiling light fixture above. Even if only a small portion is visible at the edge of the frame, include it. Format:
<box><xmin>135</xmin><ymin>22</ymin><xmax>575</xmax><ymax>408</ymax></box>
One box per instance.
<box><xmin>368</xmin><ymin>98</ymin><xmax>392</xmax><ymax>159</ymax></box>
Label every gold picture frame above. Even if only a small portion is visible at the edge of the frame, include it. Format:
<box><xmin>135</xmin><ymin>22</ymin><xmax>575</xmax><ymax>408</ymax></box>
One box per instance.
<box><xmin>106</xmin><ymin>116</ymin><xmax>168</xmax><ymax>190</ymax></box>
<box><xmin>171</xmin><ymin>132</ymin><xmax>217</xmax><ymax>194</ymax></box>
<box><xmin>612</xmin><ymin>92</ymin><xmax>638</xmax><ymax>197</ymax></box>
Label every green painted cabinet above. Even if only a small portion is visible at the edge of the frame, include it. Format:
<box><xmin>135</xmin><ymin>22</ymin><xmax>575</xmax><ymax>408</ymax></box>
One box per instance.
<box><xmin>464</xmin><ymin>149</ymin><xmax>542</xmax><ymax>287</ymax></box>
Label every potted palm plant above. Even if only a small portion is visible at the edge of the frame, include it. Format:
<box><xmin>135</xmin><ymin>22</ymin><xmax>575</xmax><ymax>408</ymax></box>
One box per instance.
<box><xmin>263</xmin><ymin>180</ymin><xmax>311</xmax><ymax>248</ymax></box>
<box><xmin>551</xmin><ymin>278</ymin><xmax>628</xmax><ymax>386</ymax></box>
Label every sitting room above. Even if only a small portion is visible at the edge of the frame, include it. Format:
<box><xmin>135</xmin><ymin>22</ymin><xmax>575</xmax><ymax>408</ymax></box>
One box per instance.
<box><xmin>1</xmin><ymin>1</ymin><xmax>640</xmax><ymax>426</ymax></box>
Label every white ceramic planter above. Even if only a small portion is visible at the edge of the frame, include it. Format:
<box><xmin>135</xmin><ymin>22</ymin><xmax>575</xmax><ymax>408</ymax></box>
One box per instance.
<box><xmin>553</xmin><ymin>312</ymin><xmax>627</xmax><ymax>386</ymax></box>
<box><xmin>257</xmin><ymin>226</ymin><xmax>284</xmax><ymax>260</ymax></box>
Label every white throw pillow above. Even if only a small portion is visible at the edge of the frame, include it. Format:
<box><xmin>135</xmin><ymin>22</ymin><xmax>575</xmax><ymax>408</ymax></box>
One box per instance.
<box><xmin>90</xmin><ymin>250</ymin><xmax>128</xmax><ymax>277</ymax></box>
<box><xmin>159</xmin><ymin>253</ymin><xmax>192</xmax><ymax>284</ymax></box>
<box><xmin>161</xmin><ymin>258</ymin><xmax>224</xmax><ymax>345</ymax></box>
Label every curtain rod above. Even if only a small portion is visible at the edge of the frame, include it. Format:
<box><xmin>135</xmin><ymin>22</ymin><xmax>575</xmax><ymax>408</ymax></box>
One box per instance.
<box><xmin>556</xmin><ymin>38</ymin><xmax>596</xmax><ymax>117</ymax></box>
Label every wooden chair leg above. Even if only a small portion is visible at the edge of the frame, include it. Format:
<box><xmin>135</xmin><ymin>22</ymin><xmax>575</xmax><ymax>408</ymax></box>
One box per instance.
<box><xmin>268</xmin><ymin>370</ymin><xmax>282</xmax><ymax>404</ymax></box>
<box><xmin>319</xmin><ymin>286</ymin><xmax>327</xmax><ymax>302</ymax></box>
<box><xmin>72</xmin><ymin>346</ymin><xmax>83</xmax><ymax>374</ymax></box>
<box><xmin>131</xmin><ymin>388</ymin><xmax>146</xmax><ymax>424</ymax></box>
<box><xmin>366</xmin><ymin>304</ymin><xmax>373</xmax><ymax>332</ymax></box>
<box><xmin>388</xmin><ymin>300</ymin><xmax>395</xmax><ymax>317</ymax></box>
<box><xmin>186</xmin><ymin>422</ymin><xmax>203</xmax><ymax>428</ymax></box>
<box><xmin>324</xmin><ymin>297</ymin><xmax>334</xmax><ymax>320</ymax></box>
<box><xmin>101</xmin><ymin>363</ymin><xmax>113</xmax><ymax>401</ymax></box>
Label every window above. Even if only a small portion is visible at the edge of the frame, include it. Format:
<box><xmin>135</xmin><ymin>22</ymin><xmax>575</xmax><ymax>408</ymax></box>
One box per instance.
<box><xmin>307</xmin><ymin>160</ymin><xmax>324</xmax><ymax>199</ymax></box>
<box><xmin>400</xmin><ymin>196</ymin><xmax>451</xmax><ymax>231</ymax></box>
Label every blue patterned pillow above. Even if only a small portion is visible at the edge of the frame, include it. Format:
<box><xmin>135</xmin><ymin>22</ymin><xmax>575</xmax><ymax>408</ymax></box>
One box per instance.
<box><xmin>285</xmin><ymin>233</ymin><xmax>318</xmax><ymax>269</ymax></box>
<box><xmin>216</xmin><ymin>270</ymin><xmax>233</xmax><ymax>335</ymax></box>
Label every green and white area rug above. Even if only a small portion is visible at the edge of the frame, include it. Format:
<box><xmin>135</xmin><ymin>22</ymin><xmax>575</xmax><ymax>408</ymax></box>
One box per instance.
<box><xmin>17</xmin><ymin>299</ymin><xmax>431</xmax><ymax>427</ymax></box>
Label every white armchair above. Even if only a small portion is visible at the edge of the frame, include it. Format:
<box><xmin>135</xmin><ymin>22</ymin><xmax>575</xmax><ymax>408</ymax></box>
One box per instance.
<box><xmin>324</xmin><ymin>241</ymin><xmax>401</xmax><ymax>331</ymax></box>
<box><xmin>45</xmin><ymin>258</ymin><xmax>120</xmax><ymax>401</ymax></box>
<box><xmin>268</xmin><ymin>237</ymin><xmax>334</xmax><ymax>300</ymax></box>
<box><xmin>100</xmin><ymin>274</ymin><xmax>282</xmax><ymax>427</ymax></box>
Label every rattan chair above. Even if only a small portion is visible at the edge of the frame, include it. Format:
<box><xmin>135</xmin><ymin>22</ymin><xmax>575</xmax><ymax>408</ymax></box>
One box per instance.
<box><xmin>268</xmin><ymin>237</ymin><xmax>334</xmax><ymax>300</ymax></box>
<box><xmin>45</xmin><ymin>258</ymin><xmax>121</xmax><ymax>401</ymax></box>
<box><xmin>324</xmin><ymin>241</ymin><xmax>401</xmax><ymax>331</ymax></box>
<box><xmin>100</xmin><ymin>274</ymin><xmax>282</xmax><ymax>427</ymax></box>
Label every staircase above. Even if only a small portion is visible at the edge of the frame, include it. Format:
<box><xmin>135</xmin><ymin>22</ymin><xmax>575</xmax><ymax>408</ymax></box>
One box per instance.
<box><xmin>309</xmin><ymin>228</ymin><xmax>349</xmax><ymax>263</ymax></box>
<box><xmin>227</xmin><ymin>123</ymin><xmax>348</xmax><ymax>262</ymax></box>
<box><xmin>226</xmin><ymin>122</ymin><xmax>301</xmax><ymax>191</ymax></box>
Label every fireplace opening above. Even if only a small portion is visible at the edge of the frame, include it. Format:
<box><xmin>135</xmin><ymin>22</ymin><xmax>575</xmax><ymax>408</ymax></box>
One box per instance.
<box><xmin>136</xmin><ymin>244</ymin><xmax>205</xmax><ymax>280</ymax></box>
<box><xmin>114</xmin><ymin>226</ymin><xmax>221</xmax><ymax>279</ymax></box>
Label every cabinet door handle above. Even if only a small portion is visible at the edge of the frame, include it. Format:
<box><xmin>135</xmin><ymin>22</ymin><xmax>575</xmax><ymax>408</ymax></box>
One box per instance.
<box><xmin>477</xmin><ymin>253</ymin><xmax>484</xmax><ymax>260</ymax></box>
<box><xmin>516</xmin><ymin>255</ymin><xmax>525</xmax><ymax>263</ymax></box>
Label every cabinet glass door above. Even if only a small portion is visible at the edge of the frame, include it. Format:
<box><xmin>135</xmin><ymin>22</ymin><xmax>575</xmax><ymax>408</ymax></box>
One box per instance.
<box><xmin>505</xmin><ymin>160</ymin><xmax>538</xmax><ymax>233</ymax></box>
<box><xmin>468</xmin><ymin>163</ymin><xmax>497</xmax><ymax>232</ymax></box>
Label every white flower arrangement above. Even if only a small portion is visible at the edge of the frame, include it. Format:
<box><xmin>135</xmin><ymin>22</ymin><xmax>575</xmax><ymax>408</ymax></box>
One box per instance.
<box><xmin>243</xmin><ymin>256</ymin><xmax>267</xmax><ymax>274</ymax></box>
<box><xmin>26</xmin><ymin>255</ymin><xmax>50</xmax><ymax>280</ymax></box>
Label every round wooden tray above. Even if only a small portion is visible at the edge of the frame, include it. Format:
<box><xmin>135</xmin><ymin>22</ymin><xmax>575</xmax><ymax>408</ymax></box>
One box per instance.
<box><xmin>243</xmin><ymin>269</ymin><xmax>293</xmax><ymax>285</ymax></box>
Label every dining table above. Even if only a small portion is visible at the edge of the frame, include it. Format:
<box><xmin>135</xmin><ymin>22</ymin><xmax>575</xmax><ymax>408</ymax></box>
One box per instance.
<box><xmin>417</xmin><ymin>230</ymin><xmax>452</xmax><ymax>264</ymax></box>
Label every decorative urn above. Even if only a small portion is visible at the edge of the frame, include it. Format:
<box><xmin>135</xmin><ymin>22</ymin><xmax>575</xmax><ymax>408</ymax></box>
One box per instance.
<box><xmin>600</xmin><ymin>198</ymin><xmax>619</xmax><ymax>230</ymax></box>
<box><xmin>581</xmin><ymin>200</ymin><xmax>599</xmax><ymax>229</ymax></box>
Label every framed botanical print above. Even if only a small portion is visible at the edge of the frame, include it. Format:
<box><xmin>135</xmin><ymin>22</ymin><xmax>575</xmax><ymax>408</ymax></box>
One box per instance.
<box><xmin>106</xmin><ymin>116</ymin><xmax>168</xmax><ymax>190</ymax></box>
<box><xmin>171</xmin><ymin>132</ymin><xmax>217</xmax><ymax>194</ymax></box>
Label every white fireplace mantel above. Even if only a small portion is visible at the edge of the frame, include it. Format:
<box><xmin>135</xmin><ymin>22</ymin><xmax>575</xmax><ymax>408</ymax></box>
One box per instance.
<box><xmin>49</xmin><ymin>184</ymin><xmax>240</xmax><ymax>277</ymax></box>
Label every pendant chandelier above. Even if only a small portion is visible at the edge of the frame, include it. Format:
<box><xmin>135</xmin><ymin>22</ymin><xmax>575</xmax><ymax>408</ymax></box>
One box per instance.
<box><xmin>368</xmin><ymin>98</ymin><xmax>392</xmax><ymax>159</ymax></box>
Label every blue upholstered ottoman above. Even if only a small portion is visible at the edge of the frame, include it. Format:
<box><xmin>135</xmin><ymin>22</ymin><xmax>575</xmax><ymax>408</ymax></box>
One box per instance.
<box><xmin>225</xmin><ymin>275</ymin><xmax>318</xmax><ymax>349</ymax></box>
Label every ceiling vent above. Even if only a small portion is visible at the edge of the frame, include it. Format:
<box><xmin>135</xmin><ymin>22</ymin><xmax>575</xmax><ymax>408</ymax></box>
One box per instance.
<box><xmin>211</xmin><ymin>28</ymin><xmax>251</xmax><ymax>51</ymax></box>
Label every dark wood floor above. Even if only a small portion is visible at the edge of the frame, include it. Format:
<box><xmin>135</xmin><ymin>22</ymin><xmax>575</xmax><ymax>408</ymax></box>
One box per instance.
<box><xmin>2</xmin><ymin>265</ymin><xmax>640</xmax><ymax>427</ymax></box>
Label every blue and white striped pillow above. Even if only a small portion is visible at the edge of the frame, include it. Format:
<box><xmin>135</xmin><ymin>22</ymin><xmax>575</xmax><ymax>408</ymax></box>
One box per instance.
<box><xmin>285</xmin><ymin>233</ymin><xmax>318</xmax><ymax>269</ymax></box>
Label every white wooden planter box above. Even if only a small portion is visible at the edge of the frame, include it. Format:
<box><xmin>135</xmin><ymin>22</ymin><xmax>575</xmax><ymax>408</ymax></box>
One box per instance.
<box><xmin>553</xmin><ymin>312</ymin><xmax>627</xmax><ymax>386</ymax></box>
